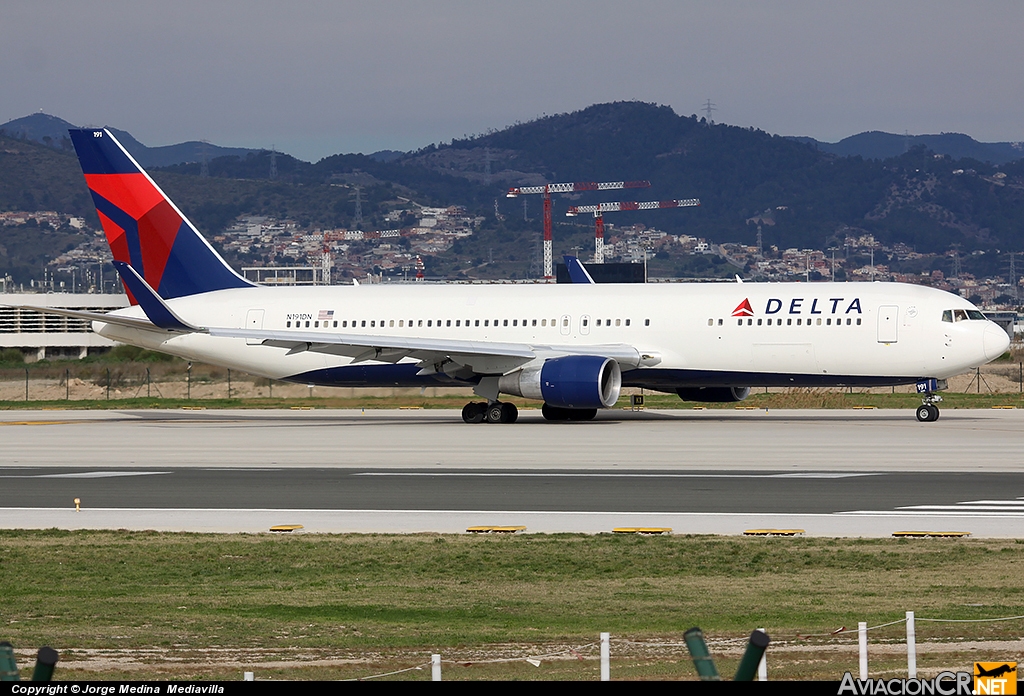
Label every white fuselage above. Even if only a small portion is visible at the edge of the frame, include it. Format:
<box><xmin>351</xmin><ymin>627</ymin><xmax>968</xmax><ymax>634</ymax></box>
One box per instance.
<box><xmin>93</xmin><ymin>281</ymin><xmax>1008</xmax><ymax>392</ymax></box>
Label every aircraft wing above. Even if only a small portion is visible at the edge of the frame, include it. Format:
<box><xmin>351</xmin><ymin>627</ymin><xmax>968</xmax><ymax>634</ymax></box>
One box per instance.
<box><xmin>208</xmin><ymin>326</ymin><xmax>649</xmax><ymax>376</ymax></box>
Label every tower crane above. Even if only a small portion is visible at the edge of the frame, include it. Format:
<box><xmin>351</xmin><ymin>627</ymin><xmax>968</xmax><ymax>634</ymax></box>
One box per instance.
<box><xmin>506</xmin><ymin>180</ymin><xmax>650</xmax><ymax>279</ymax></box>
<box><xmin>566</xmin><ymin>198</ymin><xmax>700</xmax><ymax>263</ymax></box>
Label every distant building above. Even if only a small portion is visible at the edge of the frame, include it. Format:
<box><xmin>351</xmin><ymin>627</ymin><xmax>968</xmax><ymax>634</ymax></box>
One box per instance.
<box><xmin>0</xmin><ymin>293</ymin><xmax>129</xmax><ymax>360</ymax></box>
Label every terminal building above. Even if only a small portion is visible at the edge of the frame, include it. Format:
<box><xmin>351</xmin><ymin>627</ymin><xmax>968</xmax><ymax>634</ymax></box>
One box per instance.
<box><xmin>0</xmin><ymin>293</ymin><xmax>128</xmax><ymax>361</ymax></box>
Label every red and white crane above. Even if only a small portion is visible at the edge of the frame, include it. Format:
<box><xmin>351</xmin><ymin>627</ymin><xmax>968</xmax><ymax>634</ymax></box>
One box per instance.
<box><xmin>565</xmin><ymin>198</ymin><xmax>700</xmax><ymax>263</ymax></box>
<box><xmin>507</xmin><ymin>180</ymin><xmax>650</xmax><ymax>279</ymax></box>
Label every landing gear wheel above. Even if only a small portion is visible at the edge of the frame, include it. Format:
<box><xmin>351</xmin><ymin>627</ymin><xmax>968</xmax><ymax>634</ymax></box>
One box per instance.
<box><xmin>542</xmin><ymin>404</ymin><xmax>597</xmax><ymax>421</ymax></box>
<box><xmin>915</xmin><ymin>404</ymin><xmax>939</xmax><ymax>422</ymax></box>
<box><xmin>500</xmin><ymin>402</ymin><xmax>519</xmax><ymax>423</ymax></box>
<box><xmin>462</xmin><ymin>402</ymin><xmax>486</xmax><ymax>423</ymax></box>
<box><xmin>486</xmin><ymin>402</ymin><xmax>505</xmax><ymax>424</ymax></box>
<box><xmin>542</xmin><ymin>404</ymin><xmax>569</xmax><ymax>421</ymax></box>
<box><xmin>573</xmin><ymin>409</ymin><xmax>598</xmax><ymax>421</ymax></box>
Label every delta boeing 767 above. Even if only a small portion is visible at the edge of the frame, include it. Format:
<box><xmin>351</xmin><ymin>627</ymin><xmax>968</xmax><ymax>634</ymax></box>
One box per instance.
<box><xmin>13</xmin><ymin>129</ymin><xmax>1010</xmax><ymax>423</ymax></box>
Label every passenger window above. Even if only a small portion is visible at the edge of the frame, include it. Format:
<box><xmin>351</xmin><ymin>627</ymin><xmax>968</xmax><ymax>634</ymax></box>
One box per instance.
<box><xmin>644</xmin><ymin>319</ymin><xmax>650</xmax><ymax>326</ymax></box>
<box><xmin>399</xmin><ymin>320</ymin><xmax>404</xmax><ymax>327</ymax></box>
<box><xmin>333</xmin><ymin>321</ymin><xmax>338</xmax><ymax>328</ymax></box>
<box><xmin>583</xmin><ymin>318</ymin><xmax>589</xmax><ymax>327</ymax></box>
<box><xmin>708</xmin><ymin>319</ymin><xmax>713</xmax><ymax>326</ymax></box>
<box><xmin>596</xmin><ymin>319</ymin><xmax>602</xmax><ymax>326</ymax></box>
<box><xmin>757</xmin><ymin>319</ymin><xmax>762</xmax><ymax>326</ymax></box>
<box><xmin>716</xmin><ymin>319</ymin><xmax>722</xmax><ymax>326</ymax></box>
<box><xmin>305</xmin><ymin>321</ymin><xmax>310</xmax><ymax>328</ymax></box>
<box><xmin>456</xmin><ymin>320</ymin><xmax>461</xmax><ymax>327</ymax></box>
<box><xmin>446</xmin><ymin>320</ymin><xmax>451</xmax><ymax>327</ymax></box>
<box><xmin>418</xmin><ymin>320</ymin><xmax>423</xmax><ymax>327</ymax></box>
<box><xmin>787</xmin><ymin>319</ymin><xmax>792</xmax><ymax>326</ymax></box>
<box><xmin>846</xmin><ymin>318</ymin><xmax>851</xmax><ymax>325</ymax></box>
<box><xmin>856</xmin><ymin>318</ymin><xmax>862</xmax><ymax>325</ymax></box>
<box><xmin>737</xmin><ymin>318</ymin><xmax>743</xmax><ymax>326</ymax></box>
<box><xmin>816</xmin><ymin>318</ymin><xmax>821</xmax><ymax>325</ymax></box>
<box><xmin>826</xmin><ymin>318</ymin><xmax>831</xmax><ymax>325</ymax></box>
<box><xmin>484</xmin><ymin>320</ymin><xmax>489</xmax><ymax>327</ymax></box>
<box><xmin>427</xmin><ymin>320</ymin><xmax>432</xmax><ymax>327</ymax></box>
<box><xmin>286</xmin><ymin>321</ymin><xmax>291</xmax><ymax>328</ymax></box>
<box><xmin>540</xmin><ymin>319</ymin><xmax>545</xmax><ymax>327</ymax></box>
<box><xmin>747</xmin><ymin>319</ymin><xmax>752</xmax><ymax>326</ymax></box>
<box><xmin>796</xmin><ymin>318</ymin><xmax>801</xmax><ymax>326</ymax></box>
<box><xmin>514</xmin><ymin>320</ymin><xmax>518</xmax><ymax>326</ymax></box>
<box><xmin>370</xmin><ymin>321</ymin><xmax>375</xmax><ymax>328</ymax></box>
<box><xmin>532</xmin><ymin>319</ymin><xmax>537</xmax><ymax>326</ymax></box>
<box><xmin>766</xmin><ymin>318</ymin><xmax>772</xmax><ymax>326</ymax></box>
<box><xmin>504</xmin><ymin>319</ymin><xmax>509</xmax><ymax>326</ymax></box>
<box><xmin>475</xmin><ymin>320</ymin><xmax>480</xmax><ymax>327</ymax></box>
<box><xmin>615</xmin><ymin>319</ymin><xmax>621</xmax><ymax>326</ymax></box>
<box><xmin>361</xmin><ymin>320</ymin><xmax>366</xmax><ymax>328</ymax></box>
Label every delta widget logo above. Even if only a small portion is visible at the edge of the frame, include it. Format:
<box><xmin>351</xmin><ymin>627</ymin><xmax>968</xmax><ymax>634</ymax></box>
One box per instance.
<box><xmin>731</xmin><ymin>299</ymin><xmax>754</xmax><ymax>317</ymax></box>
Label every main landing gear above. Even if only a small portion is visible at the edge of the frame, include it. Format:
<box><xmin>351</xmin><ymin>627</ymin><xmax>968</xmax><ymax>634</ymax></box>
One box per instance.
<box><xmin>541</xmin><ymin>404</ymin><xmax>597</xmax><ymax>421</ymax></box>
<box><xmin>462</xmin><ymin>401</ymin><xmax>518</xmax><ymax>424</ymax></box>
<box><xmin>916</xmin><ymin>394</ymin><xmax>942</xmax><ymax>422</ymax></box>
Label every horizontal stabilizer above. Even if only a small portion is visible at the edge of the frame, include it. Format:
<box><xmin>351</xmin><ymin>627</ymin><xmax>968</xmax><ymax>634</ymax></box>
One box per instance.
<box><xmin>112</xmin><ymin>261</ymin><xmax>203</xmax><ymax>332</ymax></box>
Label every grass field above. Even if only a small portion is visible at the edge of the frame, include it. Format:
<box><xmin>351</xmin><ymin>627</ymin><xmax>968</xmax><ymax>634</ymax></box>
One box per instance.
<box><xmin>2</xmin><ymin>531</ymin><xmax>1023</xmax><ymax>680</ymax></box>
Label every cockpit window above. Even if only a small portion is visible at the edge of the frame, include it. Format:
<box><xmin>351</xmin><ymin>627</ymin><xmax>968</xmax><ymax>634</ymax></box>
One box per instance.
<box><xmin>944</xmin><ymin>308</ymin><xmax>987</xmax><ymax>322</ymax></box>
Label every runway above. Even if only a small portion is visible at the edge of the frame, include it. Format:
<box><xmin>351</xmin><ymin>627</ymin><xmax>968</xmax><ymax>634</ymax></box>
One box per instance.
<box><xmin>2</xmin><ymin>408</ymin><xmax>1022</xmax><ymax>536</ymax></box>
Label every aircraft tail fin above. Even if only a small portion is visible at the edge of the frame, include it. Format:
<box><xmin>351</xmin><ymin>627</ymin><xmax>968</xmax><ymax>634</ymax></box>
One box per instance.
<box><xmin>563</xmin><ymin>255</ymin><xmax>596</xmax><ymax>284</ymax></box>
<box><xmin>69</xmin><ymin>128</ymin><xmax>253</xmax><ymax>304</ymax></box>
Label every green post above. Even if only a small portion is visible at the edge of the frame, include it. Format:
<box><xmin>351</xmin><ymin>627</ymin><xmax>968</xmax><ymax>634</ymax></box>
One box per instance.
<box><xmin>31</xmin><ymin>647</ymin><xmax>58</xmax><ymax>682</ymax></box>
<box><xmin>734</xmin><ymin>629</ymin><xmax>770</xmax><ymax>681</ymax></box>
<box><xmin>25</xmin><ymin>367</ymin><xmax>28</xmax><ymax>401</ymax></box>
<box><xmin>227</xmin><ymin>369</ymin><xmax>231</xmax><ymax>399</ymax></box>
<box><xmin>187</xmin><ymin>363</ymin><xmax>191</xmax><ymax>399</ymax></box>
<box><xmin>0</xmin><ymin>641</ymin><xmax>18</xmax><ymax>681</ymax></box>
<box><xmin>66</xmin><ymin>368</ymin><xmax>69</xmax><ymax>400</ymax></box>
<box><xmin>147</xmin><ymin>367</ymin><xmax>151</xmax><ymax>398</ymax></box>
<box><xmin>683</xmin><ymin>627</ymin><xmax>720</xmax><ymax>681</ymax></box>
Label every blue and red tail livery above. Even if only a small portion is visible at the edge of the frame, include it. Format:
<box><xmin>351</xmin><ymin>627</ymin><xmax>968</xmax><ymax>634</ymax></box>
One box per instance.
<box><xmin>69</xmin><ymin>128</ymin><xmax>252</xmax><ymax>303</ymax></box>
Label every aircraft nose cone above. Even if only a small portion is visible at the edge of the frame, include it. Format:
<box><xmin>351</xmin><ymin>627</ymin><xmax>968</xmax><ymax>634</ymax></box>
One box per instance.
<box><xmin>983</xmin><ymin>324</ymin><xmax>1010</xmax><ymax>361</ymax></box>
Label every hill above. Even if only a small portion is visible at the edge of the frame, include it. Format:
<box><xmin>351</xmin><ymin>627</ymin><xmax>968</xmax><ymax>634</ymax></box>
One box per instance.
<box><xmin>792</xmin><ymin>131</ymin><xmax>1024</xmax><ymax>165</ymax></box>
<box><xmin>4</xmin><ymin>103</ymin><xmax>1024</xmax><ymax>284</ymax></box>
<box><xmin>0</xmin><ymin>113</ymin><xmax>259</xmax><ymax>168</ymax></box>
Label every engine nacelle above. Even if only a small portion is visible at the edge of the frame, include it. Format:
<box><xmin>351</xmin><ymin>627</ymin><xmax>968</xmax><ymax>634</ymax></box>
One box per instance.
<box><xmin>499</xmin><ymin>355</ymin><xmax>622</xmax><ymax>409</ymax></box>
<box><xmin>676</xmin><ymin>386</ymin><xmax>751</xmax><ymax>403</ymax></box>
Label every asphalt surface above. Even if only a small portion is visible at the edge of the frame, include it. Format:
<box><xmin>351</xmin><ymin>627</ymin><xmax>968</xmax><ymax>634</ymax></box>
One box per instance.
<box><xmin>2</xmin><ymin>408</ymin><xmax>1022</xmax><ymax>535</ymax></box>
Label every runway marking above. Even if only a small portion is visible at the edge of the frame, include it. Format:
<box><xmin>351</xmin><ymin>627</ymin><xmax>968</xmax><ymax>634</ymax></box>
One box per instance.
<box><xmin>843</xmin><ymin>495</ymin><xmax>1024</xmax><ymax>516</ymax></box>
<box><xmin>0</xmin><ymin>471</ymin><xmax>172</xmax><ymax>479</ymax></box>
<box><xmin>353</xmin><ymin>472</ymin><xmax>879</xmax><ymax>479</ymax></box>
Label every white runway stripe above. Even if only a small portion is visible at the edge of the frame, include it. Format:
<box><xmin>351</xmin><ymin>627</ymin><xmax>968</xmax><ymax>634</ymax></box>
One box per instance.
<box><xmin>353</xmin><ymin>472</ymin><xmax>878</xmax><ymax>479</ymax></box>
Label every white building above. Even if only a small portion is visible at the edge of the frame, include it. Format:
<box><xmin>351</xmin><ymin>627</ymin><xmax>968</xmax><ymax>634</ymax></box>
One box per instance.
<box><xmin>0</xmin><ymin>293</ymin><xmax>129</xmax><ymax>360</ymax></box>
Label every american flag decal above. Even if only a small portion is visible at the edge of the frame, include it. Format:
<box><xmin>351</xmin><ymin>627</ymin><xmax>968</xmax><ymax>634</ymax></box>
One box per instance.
<box><xmin>318</xmin><ymin>309</ymin><xmax>334</xmax><ymax>321</ymax></box>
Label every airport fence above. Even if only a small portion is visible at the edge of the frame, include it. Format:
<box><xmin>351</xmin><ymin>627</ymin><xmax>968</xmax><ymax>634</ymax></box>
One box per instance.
<box><xmin>233</xmin><ymin>610</ymin><xmax>1024</xmax><ymax>681</ymax></box>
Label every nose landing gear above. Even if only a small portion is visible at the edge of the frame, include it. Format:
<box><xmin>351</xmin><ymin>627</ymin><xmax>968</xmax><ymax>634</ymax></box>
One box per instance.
<box><xmin>915</xmin><ymin>378</ymin><xmax>946</xmax><ymax>423</ymax></box>
<box><xmin>916</xmin><ymin>403</ymin><xmax>940</xmax><ymax>422</ymax></box>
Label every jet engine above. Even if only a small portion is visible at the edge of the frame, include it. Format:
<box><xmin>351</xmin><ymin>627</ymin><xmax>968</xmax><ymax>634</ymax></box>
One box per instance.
<box><xmin>499</xmin><ymin>355</ymin><xmax>622</xmax><ymax>409</ymax></box>
<box><xmin>676</xmin><ymin>386</ymin><xmax>751</xmax><ymax>403</ymax></box>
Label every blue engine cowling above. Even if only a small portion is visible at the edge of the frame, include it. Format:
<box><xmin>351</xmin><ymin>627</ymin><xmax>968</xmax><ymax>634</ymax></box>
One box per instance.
<box><xmin>498</xmin><ymin>355</ymin><xmax>622</xmax><ymax>409</ymax></box>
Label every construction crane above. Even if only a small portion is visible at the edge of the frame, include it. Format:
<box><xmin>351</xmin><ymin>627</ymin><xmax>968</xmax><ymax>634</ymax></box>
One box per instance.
<box><xmin>566</xmin><ymin>198</ymin><xmax>700</xmax><ymax>264</ymax></box>
<box><xmin>507</xmin><ymin>180</ymin><xmax>650</xmax><ymax>279</ymax></box>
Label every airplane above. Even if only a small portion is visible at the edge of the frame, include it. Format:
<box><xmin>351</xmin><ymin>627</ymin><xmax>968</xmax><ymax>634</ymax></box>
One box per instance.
<box><xmin>11</xmin><ymin>128</ymin><xmax>1011</xmax><ymax>424</ymax></box>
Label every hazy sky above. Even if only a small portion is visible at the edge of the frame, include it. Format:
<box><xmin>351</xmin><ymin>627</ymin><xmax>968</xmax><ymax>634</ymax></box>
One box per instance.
<box><xmin>4</xmin><ymin>1</ymin><xmax>1023</xmax><ymax>161</ymax></box>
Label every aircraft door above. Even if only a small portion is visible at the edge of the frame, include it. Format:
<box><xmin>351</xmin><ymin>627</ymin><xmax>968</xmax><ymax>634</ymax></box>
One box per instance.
<box><xmin>560</xmin><ymin>314</ymin><xmax>571</xmax><ymax>336</ymax></box>
<box><xmin>579</xmin><ymin>314</ymin><xmax>591</xmax><ymax>335</ymax></box>
<box><xmin>877</xmin><ymin>305</ymin><xmax>898</xmax><ymax>343</ymax></box>
<box><xmin>245</xmin><ymin>309</ymin><xmax>265</xmax><ymax>345</ymax></box>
